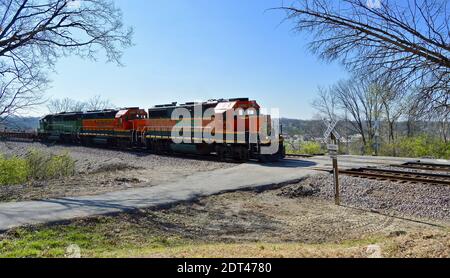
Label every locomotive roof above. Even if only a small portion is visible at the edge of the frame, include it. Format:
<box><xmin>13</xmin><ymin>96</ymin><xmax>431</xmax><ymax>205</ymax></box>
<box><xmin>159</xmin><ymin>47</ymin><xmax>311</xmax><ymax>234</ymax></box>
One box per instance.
<box><xmin>41</xmin><ymin>111</ymin><xmax>83</xmax><ymax>119</ymax></box>
<box><xmin>42</xmin><ymin>109</ymin><xmax>118</xmax><ymax>120</ymax></box>
<box><xmin>84</xmin><ymin>109</ymin><xmax>119</xmax><ymax>114</ymax></box>
<box><xmin>149</xmin><ymin>98</ymin><xmax>251</xmax><ymax>110</ymax></box>
<box><xmin>42</xmin><ymin>107</ymin><xmax>148</xmax><ymax>120</ymax></box>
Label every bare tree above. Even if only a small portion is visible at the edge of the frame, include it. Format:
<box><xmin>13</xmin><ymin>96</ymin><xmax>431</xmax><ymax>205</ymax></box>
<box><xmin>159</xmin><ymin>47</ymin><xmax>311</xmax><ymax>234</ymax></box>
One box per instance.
<box><xmin>428</xmin><ymin>106</ymin><xmax>450</xmax><ymax>142</ymax></box>
<box><xmin>375</xmin><ymin>80</ymin><xmax>404</xmax><ymax>144</ymax></box>
<box><xmin>279</xmin><ymin>0</ymin><xmax>450</xmax><ymax>111</ymax></box>
<box><xmin>85</xmin><ymin>94</ymin><xmax>113</xmax><ymax>111</ymax></box>
<box><xmin>47</xmin><ymin>95</ymin><xmax>114</xmax><ymax>113</ymax></box>
<box><xmin>312</xmin><ymin>86</ymin><xmax>338</xmax><ymax>121</ymax></box>
<box><xmin>47</xmin><ymin>97</ymin><xmax>85</xmax><ymax>113</ymax></box>
<box><xmin>0</xmin><ymin>0</ymin><xmax>133</xmax><ymax>121</ymax></box>
<box><xmin>327</xmin><ymin>78</ymin><xmax>385</xmax><ymax>153</ymax></box>
<box><xmin>330</xmin><ymin>80</ymin><xmax>367</xmax><ymax>147</ymax></box>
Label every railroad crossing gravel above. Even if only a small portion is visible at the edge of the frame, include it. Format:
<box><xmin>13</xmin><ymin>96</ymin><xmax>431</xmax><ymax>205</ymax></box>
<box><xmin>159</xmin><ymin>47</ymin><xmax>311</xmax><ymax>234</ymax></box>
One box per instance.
<box><xmin>281</xmin><ymin>174</ymin><xmax>450</xmax><ymax>222</ymax></box>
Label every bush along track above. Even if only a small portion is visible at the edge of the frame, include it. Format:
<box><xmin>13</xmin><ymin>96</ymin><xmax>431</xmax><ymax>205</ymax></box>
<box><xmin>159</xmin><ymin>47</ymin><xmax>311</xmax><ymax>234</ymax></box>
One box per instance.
<box><xmin>0</xmin><ymin>149</ymin><xmax>75</xmax><ymax>186</ymax></box>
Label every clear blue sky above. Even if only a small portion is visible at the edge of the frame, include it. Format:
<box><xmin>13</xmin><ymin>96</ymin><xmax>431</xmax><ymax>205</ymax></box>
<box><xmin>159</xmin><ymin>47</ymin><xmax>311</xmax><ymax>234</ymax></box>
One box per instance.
<box><xmin>44</xmin><ymin>0</ymin><xmax>348</xmax><ymax>119</ymax></box>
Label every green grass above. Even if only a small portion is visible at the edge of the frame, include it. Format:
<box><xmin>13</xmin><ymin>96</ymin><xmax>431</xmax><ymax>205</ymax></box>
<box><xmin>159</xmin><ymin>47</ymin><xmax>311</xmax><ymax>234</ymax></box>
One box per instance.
<box><xmin>0</xmin><ymin>227</ymin><xmax>98</xmax><ymax>257</ymax></box>
<box><xmin>0</xmin><ymin>220</ymin><xmax>185</xmax><ymax>258</ymax></box>
<box><xmin>0</xmin><ymin>224</ymin><xmax>375</xmax><ymax>258</ymax></box>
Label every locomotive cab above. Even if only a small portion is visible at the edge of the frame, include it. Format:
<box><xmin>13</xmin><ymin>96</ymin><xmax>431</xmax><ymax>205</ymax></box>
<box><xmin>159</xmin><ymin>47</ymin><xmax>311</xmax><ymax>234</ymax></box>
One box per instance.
<box><xmin>115</xmin><ymin>108</ymin><xmax>148</xmax><ymax>129</ymax></box>
<box><xmin>210</xmin><ymin>98</ymin><xmax>284</xmax><ymax>161</ymax></box>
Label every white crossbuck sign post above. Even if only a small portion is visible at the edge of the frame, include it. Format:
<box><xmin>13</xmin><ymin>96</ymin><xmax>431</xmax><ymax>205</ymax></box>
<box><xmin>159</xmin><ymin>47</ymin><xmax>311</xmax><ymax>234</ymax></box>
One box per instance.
<box><xmin>322</xmin><ymin>119</ymin><xmax>341</xmax><ymax>143</ymax></box>
<box><xmin>323</xmin><ymin>119</ymin><xmax>340</xmax><ymax>206</ymax></box>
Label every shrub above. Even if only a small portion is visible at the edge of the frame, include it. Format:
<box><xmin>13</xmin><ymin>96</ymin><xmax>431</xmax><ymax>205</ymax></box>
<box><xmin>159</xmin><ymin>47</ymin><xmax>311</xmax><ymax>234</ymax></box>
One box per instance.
<box><xmin>380</xmin><ymin>136</ymin><xmax>450</xmax><ymax>159</ymax></box>
<box><xmin>300</xmin><ymin>141</ymin><xmax>323</xmax><ymax>155</ymax></box>
<box><xmin>284</xmin><ymin>142</ymin><xmax>299</xmax><ymax>154</ymax></box>
<box><xmin>26</xmin><ymin>149</ymin><xmax>51</xmax><ymax>181</ymax></box>
<box><xmin>26</xmin><ymin>149</ymin><xmax>75</xmax><ymax>180</ymax></box>
<box><xmin>285</xmin><ymin>141</ymin><xmax>324</xmax><ymax>155</ymax></box>
<box><xmin>47</xmin><ymin>152</ymin><xmax>76</xmax><ymax>179</ymax></box>
<box><xmin>0</xmin><ymin>149</ymin><xmax>76</xmax><ymax>185</ymax></box>
<box><xmin>0</xmin><ymin>155</ymin><xmax>29</xmax><ymax>185</ymax></box>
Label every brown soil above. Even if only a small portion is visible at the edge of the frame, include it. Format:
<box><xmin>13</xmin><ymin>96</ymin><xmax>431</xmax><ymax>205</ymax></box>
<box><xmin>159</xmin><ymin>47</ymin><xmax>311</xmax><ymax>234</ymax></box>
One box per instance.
<box><xmin>126</xmin><ymin>190</ymin><xmax>447</xmax><ymax>245</ymax></box>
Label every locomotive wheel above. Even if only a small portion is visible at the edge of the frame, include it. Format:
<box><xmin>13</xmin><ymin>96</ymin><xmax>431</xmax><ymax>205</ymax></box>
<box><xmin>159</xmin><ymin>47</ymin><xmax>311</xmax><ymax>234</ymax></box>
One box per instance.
<box><xmin>145</xmin><ymin>140</ymin><xmax>152</xmax><ymax>151</ymax></box>
<box><xmin>232</xmin><ymin>146</ymin><xmax>249</xmax><ymax>162</ymax></box>
<box><xmin>152</xmin><ymin>141</ymin><xmax>163</xmax><ymax>154</ymax></box>
<box><xmin>216</xmin><ymin>145</ymin><xmax>226</xmax><ymax>161</ymax></box>
<box><xmin>81</xmin><ymin>137</ymin><xmax>92</xmax><ymax>147</ymax></box>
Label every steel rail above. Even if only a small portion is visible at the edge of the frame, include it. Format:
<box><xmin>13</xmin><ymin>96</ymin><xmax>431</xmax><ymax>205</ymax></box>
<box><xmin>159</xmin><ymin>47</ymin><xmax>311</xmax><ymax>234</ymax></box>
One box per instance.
<box><xmin>285</xmin><ymin>154</ymin><xmax>315</xmax><ymax>158</ymax></box>
<box><xmin>339</xmin><ymin>169</ymin><xmax>450</xmax><ymax>186</ymax></box>
<box><xmin>361</xmin><ymin>167</ymin><xmax>450</xmax><ymax>178</ymax></box>
<box><xmin>405</xmin><ymin>162</ymin><xmax>450</xmax><ymax>168</ymax></box>
<box><xmin>391</xmin><ymin>162</ymin><xmax>450</xmax><ymax>172</ymax></box>
<box><xmin>392</xmin><ymin>164</ymin><xmax>450</xmax><ymax>172</ymax></box>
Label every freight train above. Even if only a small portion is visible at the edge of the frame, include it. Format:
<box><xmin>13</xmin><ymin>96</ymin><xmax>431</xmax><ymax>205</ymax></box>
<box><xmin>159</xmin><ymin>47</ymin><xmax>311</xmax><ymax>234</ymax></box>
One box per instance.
<box><xmin>32</xmin><ymin>98</ymin><xmax>285</xmax><ymax>162</ymax></box>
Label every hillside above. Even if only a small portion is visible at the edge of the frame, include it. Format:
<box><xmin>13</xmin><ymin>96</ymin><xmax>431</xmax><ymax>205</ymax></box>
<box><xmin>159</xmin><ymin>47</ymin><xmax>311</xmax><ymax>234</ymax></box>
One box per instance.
<box><xmin>0</xmin><ymin>116</ymin><xmax>40</xmax><ymax>131</ymax></box>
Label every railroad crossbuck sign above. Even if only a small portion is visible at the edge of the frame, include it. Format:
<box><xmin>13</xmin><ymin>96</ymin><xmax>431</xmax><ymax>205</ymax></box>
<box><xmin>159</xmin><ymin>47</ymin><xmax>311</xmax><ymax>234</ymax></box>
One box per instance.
<box><xmin>327</xmin><ymin>144</ymin><xmax>338</xmax><ymax>151</ymax></box>
<box><xmin>323</xmin><ymin>119</ymin><xmax>340</xmax><ymax>206</ymax></box>
<box><xmin>327</xmin><ymin>144</ymin><xmax>338</xmax><ymax>159</ymax></box>
<box><xmin>322</xmin><ymin>119</ymin><xmax>341</xmax><ymax>142</ymax></box>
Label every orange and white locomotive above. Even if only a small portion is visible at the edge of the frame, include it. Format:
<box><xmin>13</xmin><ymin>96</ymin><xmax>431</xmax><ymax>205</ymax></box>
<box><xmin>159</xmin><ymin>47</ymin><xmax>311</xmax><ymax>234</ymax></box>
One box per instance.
<box><xmin>38</xmin><ymin>98</ymin><xmax>285</xmax><ymax>161</ymax></box>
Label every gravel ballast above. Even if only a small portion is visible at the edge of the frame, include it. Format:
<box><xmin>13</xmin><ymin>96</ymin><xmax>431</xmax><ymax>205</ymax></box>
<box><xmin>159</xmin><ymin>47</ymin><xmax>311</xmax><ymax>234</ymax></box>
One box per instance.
<box><xmin>281</xmin><ymin>174</ymin><xmax>450</xmax><ymax>222</ymax></box>
<box><xmin>0</xmin><ymin>141</ymin><xmax>230</xmax><ymax>174</ymax></box>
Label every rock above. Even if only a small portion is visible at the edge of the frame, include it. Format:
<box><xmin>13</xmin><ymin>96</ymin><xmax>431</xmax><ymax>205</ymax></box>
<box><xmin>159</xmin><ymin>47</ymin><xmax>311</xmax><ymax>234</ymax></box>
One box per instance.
<box><xmin>31</xmin><ymin>181</ymin><xmax>46</xmax><ymax>188</ymax></box>
<box><xmin>366</xmin><ymin>244</ymin><xmax>383</xmax><ymax>258</ymax></box>
<box><xmin>279</xmin><ymin>184</ymin><xmax>319</xmax><ymax>198</ymax></box>
<box><xmin>388</xmin><ymin>230</ymin><xmax>407</xmax><ymax>237</ymax></box>
<box><xmin>65</xmin><ymin>244</ymin><xmax>81</xmax><ymax>258</ymax></box>
<box><xmin>115</xmin><ymin>177</ymin><xmax>141</xmax><ymax>184</ymax></box>
<box><xmin>423</xmin><ymin>234</ymin><xmax>435</xmax><ymax>239</ymax></box>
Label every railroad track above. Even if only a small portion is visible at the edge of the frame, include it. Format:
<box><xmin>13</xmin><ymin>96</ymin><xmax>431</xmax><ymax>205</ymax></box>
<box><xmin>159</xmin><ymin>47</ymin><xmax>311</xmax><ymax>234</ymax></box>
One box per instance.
<box><xmin>391</xmin><ymin>161</ymin><xmax>450</xmax><ymax>172</ymax></box>
<box><xmin>0</xmin><ymin>131</ymin><xmax>37</xmax><ymax>142</ymax></box>
<box><xmin>286</xmin><ymin>154</ymin><xmax>315</xmax><ymax>158</ymax></box>
<box><xmin>339</xmin><ymin>167</ymin><xmax>450</xmax><ymax>186</ymax></box>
